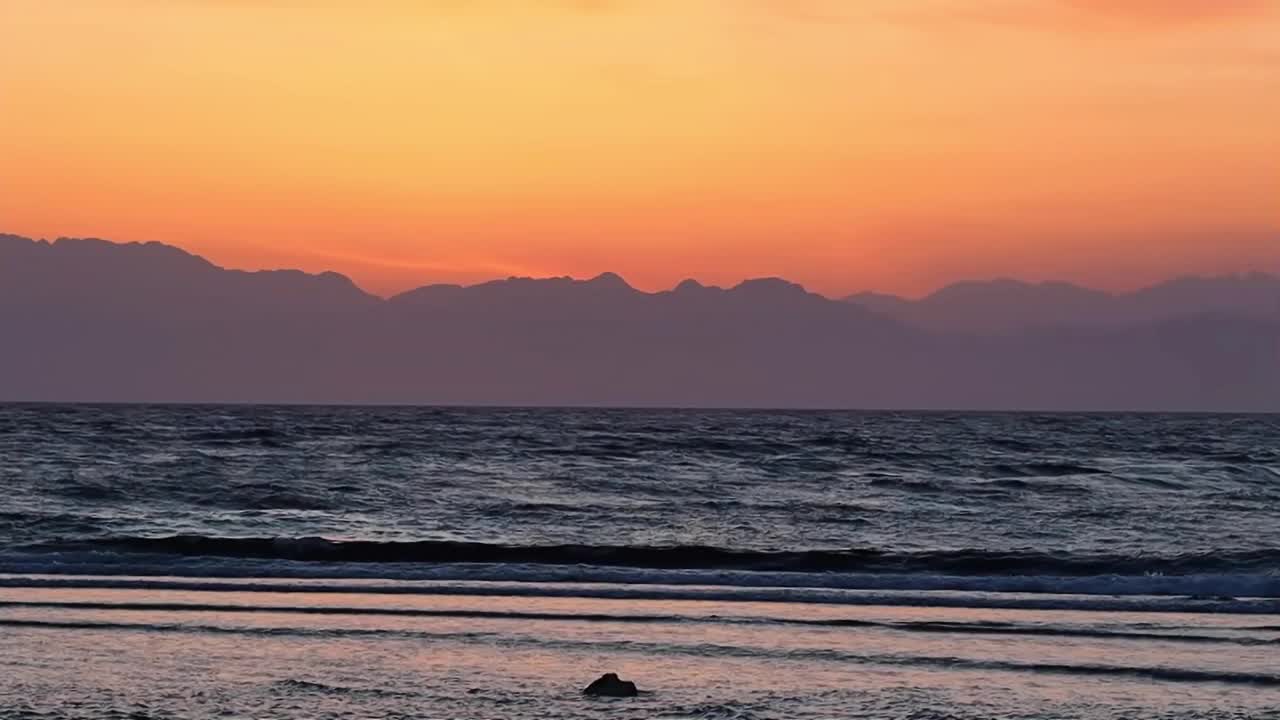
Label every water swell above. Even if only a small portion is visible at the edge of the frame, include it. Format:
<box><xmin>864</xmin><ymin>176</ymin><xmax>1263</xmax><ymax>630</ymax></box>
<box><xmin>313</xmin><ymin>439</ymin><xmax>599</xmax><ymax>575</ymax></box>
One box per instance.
<box><xmin>185</xmin><ymin>427</ymin><xmax>289</xmax><ymax>445</ymax></box>
<box><xmin>3</xmin><ymin>576</ymin><xmax>1279</xmax><ymax>613</ymax></box>
<box><xmin>31</xmin><ymin>535</ymin><xmax>1280</xmax><ymax>578</ymax></box>
<box><xmin>3</xmin><ymin>617</ymin><xmax>1277</xmax><ymax>687</ymax></box>
<box><xmin>988</xmin><ymin>462</ymin><xmax>1108</xmax><ymax>478</ymax></box>
<box><xmin>272</xmin><ymin>679</ymin><xmax>416</xmax><ymax>698</ymax></box>
<box><xmin>2</xmin><ymin>599</ymin><xmax>1273</xmax><ymax>645</ymax></box>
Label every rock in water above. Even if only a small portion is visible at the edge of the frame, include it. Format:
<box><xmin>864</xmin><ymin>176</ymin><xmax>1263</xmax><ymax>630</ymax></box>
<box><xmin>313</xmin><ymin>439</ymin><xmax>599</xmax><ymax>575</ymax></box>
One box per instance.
<box><xmin>582</xmin><ymin>673</ymin><xmax>638</xmax><ymax>697</ymax></box>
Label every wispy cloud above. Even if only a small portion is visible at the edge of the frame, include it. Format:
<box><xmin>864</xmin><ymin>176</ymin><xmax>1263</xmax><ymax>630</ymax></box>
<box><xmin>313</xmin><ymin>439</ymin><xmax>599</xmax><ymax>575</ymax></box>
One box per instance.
<box><xmin>160</xmin><ymin>0</ymin><xmax>1275</xmax><ymax>30</ymax></box>
<box><xmin>757</xmin><ymin>0</ymin><xmax>1274</xmax><ymax>30</ymax></box>
<box><xmin>1061</xmin><ymin>0</ymin><xmax>1270</xmax><ymax>24</ymax></box>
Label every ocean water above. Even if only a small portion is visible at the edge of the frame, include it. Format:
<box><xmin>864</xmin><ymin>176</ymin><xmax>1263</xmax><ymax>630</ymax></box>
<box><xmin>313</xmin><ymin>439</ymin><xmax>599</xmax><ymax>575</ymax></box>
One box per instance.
<box><xmin>1</xmin><ymin>404</ymin><xmax>1278</xmax><ymax>719</ymax></box>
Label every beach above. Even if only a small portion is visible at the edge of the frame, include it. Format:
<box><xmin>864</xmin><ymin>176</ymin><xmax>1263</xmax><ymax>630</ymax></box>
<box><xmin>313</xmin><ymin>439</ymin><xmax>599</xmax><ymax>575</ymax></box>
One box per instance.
<box><xmin>4</xmin><ymin>579</ymin><xmax>1280</xmax><ymax>719</ymax></box>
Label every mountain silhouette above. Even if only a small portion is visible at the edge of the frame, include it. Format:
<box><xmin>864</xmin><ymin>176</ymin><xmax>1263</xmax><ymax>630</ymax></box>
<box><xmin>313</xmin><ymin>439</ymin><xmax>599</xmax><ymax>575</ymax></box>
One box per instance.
<box><xmin>1</xmin><ymin>234</ymin><xmax>377</xmax><ymax>310</ymax></box>
<box><xmin>2</xmin><ymin>233</ymin><xmax>1277</xmax><ymax>411</ymax></box>
<box><xmin>845</xmin><ymin>275</ymin><xmax>1280</xmax><ymax>334</ymax></box>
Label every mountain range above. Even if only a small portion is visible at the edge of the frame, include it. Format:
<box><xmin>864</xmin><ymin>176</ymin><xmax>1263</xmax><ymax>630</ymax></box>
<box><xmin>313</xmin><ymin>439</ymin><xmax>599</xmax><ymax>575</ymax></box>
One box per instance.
<box><xmin>845</xmin><ymin>276</ymin><xmax>1280</xmax><ymax>334</ymax></box>
<box><xmin>2</xmin><ymin>233</ymin><xmax>1277</xmax><ymax>411</ymax></box>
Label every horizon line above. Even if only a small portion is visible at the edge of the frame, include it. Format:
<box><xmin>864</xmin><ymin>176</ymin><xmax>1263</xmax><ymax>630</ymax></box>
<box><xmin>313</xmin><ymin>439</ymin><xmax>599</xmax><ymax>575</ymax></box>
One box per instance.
<box><xmin>3</xmin><ymin>399</ymin><xmax>1276</xmax><ymax>417</ymax></box>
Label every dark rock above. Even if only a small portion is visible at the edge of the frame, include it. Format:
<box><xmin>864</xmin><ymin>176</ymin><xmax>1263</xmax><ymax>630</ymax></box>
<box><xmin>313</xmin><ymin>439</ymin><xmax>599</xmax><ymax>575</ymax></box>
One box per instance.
<box><xmin>582</xmin><ymin>673</ymin><xmax>638</xmax><ymax>697</ymax></box>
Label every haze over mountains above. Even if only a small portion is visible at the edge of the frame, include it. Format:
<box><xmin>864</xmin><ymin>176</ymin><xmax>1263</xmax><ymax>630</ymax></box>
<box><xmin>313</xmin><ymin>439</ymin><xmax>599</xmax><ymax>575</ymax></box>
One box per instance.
<box><xmin>2</xmin><ymin>234</ymin><xmax>1277</xmax><ymax>411</ymax></box>
<box><xmin>845</xmin><ymin>277</ymin><xmax>1280</xmax><ymax>334</ymax></box>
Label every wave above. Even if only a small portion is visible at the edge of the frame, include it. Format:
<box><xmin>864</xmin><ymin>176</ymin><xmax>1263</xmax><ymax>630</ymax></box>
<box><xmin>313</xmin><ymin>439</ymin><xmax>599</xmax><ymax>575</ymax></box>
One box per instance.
<box><xmin>184</xmin><ymin>427</ymin><xmax>289</xmax><ymax>447</ymax></box>
<box><xmin>24</xmin><ymin>535</ymin><xmax>1280</xmax><ymax>578</ymax></box>
<box><xmin>3</xmin><ymin>617</ymin><xmax>1277</xmax><ymax>687</ymax></box>
<box><xmin>48</xmin><ymin>475</ymin><xmax>128</xmax><ymax>502</ymax></box>
<box><xmin>907</xmin><ymin>658</ymin><xmax>1280</xmax><ymax>687</ymax></box>
<box><xmin>989</xmin><ymin>462</ymin><xmax>1108</xmax><ymax>478</ymax></box>
<box><xmin>272</xmin><ymin>679</ymin><xmax>415</xmax><ymax>698</ymax></box>
<box><xmin>3</xmin><ymin>575</ymin><xmax>1280</xmax><ymax>614</ymax></box>
<box><xmin>3</xmin><ymin>599</ymin><xmax>1274</xmax><ymax>645</ymax></box>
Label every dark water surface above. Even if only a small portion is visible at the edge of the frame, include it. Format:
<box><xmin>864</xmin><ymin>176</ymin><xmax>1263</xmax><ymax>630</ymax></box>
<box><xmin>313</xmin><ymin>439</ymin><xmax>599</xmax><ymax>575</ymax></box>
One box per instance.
<box><xmin>3</xmin><ymin>405</ymin><xmax>1278</xmax><ymax>587</ymax></box>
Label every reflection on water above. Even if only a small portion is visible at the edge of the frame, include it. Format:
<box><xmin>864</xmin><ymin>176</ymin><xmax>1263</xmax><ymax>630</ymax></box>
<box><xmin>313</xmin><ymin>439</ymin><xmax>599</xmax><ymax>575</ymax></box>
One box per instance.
<box><xmin>2</xmin><ymin>586</ymin><xmax>1278</xmax><ymax>720</ymax></box>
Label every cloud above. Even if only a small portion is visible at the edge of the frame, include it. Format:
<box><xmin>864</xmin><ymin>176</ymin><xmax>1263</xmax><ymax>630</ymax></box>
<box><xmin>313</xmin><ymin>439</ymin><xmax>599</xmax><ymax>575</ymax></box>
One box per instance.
<box><xmin>820</xmin><ymin>0</ymin><xmax>1274</xmax><ymax>31</ymax></box>
<box><xmin>748</xmin><ymin>1</ymin><xmax>851</xmax><ymax>23</ymax></box>
<box><xmin>1060</xmin><ymin>0</ymin><xmax>1271</xmax><ymax>24</ymax></box>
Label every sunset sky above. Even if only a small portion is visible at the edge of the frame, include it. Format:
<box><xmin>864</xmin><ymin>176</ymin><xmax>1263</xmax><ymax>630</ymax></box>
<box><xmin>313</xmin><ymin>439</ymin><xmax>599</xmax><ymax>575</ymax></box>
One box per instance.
<box><xmin>2</xmin><ymin>0</ymin><xmax>1277</xmax><ymax>297</ymax></box>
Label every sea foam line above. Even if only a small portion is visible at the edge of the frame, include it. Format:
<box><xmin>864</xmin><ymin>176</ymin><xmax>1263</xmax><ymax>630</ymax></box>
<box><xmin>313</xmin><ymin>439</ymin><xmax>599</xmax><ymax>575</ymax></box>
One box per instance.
<box><xmin>2</xmin><ymin>575</ymin><xmax>1280</xmax><ymax>614</ymax></box>
<box><xmin>1</xmin><ymin>552</ymin><xmax>1278</xmax><ymax>598</ymax></box>
<box><xmin>1</xmin><ymin>599</ymin><xmax>1274</xmax><ymax>644</ymax></box>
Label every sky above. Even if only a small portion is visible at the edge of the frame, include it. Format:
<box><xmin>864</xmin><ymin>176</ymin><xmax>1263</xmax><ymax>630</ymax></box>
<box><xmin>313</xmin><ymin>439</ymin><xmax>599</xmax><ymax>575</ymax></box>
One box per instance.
<box><xmin>2</xmin><ymin>0</ymin><xmax>1277</xmax><ymax>298</ymax></box>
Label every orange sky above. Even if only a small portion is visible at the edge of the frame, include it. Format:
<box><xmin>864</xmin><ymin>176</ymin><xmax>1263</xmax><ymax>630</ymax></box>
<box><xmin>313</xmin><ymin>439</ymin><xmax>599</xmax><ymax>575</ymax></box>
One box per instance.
<box><xmin>2</xmin><ymin>0</ymin><xmax>1277</xmax><ymax>297</ymax></box>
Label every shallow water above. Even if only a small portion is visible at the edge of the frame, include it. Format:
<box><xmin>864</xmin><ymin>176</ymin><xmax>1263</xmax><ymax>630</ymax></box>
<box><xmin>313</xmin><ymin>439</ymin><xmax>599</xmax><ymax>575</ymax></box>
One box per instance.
<box><xmin>2</xmin><ymin>586</ymin><xmax>1279</xmax><ymax>720</ymax></box>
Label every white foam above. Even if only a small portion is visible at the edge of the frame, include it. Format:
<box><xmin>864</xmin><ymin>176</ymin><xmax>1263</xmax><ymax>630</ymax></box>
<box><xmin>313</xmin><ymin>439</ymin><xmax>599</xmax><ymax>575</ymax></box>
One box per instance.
<box><xmin>1</xmin><ymin>556</ymin><xmax>1279</xmax><ymax>615</ymax></box>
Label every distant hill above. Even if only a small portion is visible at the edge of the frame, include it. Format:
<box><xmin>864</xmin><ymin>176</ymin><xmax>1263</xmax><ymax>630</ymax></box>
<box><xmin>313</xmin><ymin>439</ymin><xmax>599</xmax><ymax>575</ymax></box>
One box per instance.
<box><xmin>2</xmin><ymin>233</ymin><xmax>1277</xmax><ymax>411</ymax></box>
<box><xmin>0</xmin><ymin>234</ymin><xmax>377</xmax><ymax>312</ymax></box>
<box><xmin>844</xmin><ymin>275</ymin><xmax>1280</xmax><ymax>334</ymax></box>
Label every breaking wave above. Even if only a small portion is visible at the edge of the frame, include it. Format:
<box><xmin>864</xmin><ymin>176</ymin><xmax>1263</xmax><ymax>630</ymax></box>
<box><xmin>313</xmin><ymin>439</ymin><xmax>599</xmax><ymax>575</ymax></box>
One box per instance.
<box><xmin>22</xmin><ymin>535</ymin><xmax>1280</xmax><ymax>578</ymax></box>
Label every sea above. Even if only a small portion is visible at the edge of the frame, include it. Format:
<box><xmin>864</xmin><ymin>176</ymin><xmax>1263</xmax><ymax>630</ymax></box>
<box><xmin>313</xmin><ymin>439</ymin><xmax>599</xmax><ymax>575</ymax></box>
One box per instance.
<box><xmin>1</xmin><ymin>404</ymin><xmax>1278</xmax><ymax>720</ymax></box>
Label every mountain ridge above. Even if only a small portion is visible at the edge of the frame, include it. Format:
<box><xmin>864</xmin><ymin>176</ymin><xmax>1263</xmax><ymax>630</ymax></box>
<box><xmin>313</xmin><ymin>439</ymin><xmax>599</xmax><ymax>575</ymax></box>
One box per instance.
<box><xmin>844</xmin><ymin>273</ymin><xmax>1279</xmax><ymax>334</ymax></box>
<box><xmin>9</xmin><ymin>233</ymin><xmax>1274</xmax><ymax>310</ymax></box>
<box><xmin>1</xmin><ymin>233</ymin><xmax>1276</xmax><ymax>411</ymax></box>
